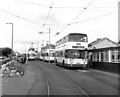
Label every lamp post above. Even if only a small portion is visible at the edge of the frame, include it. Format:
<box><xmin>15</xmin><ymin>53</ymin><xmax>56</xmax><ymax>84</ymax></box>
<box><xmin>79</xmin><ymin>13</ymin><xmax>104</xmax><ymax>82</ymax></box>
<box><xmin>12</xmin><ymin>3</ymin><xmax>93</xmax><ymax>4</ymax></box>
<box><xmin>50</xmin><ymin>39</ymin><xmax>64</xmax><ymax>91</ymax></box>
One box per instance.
<box><xmin>6</xmin><ymin>22</ymin><xmax>14</xmax><ymax>60</ymax></box>
<box><xmin>48</xmin><ymin>28</ymin><xmax>50</xmax><ymax>63</ymax></box>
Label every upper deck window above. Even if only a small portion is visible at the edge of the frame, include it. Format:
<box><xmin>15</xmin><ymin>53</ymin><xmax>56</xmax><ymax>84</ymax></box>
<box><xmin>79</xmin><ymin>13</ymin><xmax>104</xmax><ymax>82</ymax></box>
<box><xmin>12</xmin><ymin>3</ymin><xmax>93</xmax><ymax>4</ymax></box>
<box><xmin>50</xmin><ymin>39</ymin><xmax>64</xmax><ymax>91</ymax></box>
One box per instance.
<box><xmin>68</xmin><ymin>33</ymin><xmax>88</xmax><ymax>42</ymax></box>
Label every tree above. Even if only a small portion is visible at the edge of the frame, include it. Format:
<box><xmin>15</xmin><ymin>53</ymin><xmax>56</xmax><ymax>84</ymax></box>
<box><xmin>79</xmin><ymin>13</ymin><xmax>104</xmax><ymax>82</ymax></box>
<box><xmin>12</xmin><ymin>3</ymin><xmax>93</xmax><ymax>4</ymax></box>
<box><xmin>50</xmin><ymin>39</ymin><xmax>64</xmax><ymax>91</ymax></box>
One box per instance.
<box><xmin>0</xmin><ymin>48</ymin><xmax>2</xmax><ymax>56</ymax></box>
<box><xmin>118</xmin><ymin>40</ymin><xmax>120</xmax><ymax>45</ymax></box>
<box><xmin>2</xmin><ymin>47</ymin><xmax>12</xmax><ymax>57</ymax></box>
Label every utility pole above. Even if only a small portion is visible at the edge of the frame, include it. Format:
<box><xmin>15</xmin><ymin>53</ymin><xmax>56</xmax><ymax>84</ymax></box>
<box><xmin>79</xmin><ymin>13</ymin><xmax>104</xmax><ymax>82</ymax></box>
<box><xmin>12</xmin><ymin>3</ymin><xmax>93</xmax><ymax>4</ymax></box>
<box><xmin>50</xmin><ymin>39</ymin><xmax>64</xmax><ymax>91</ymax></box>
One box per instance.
<box><xmin>49</xmin><ymin>28</ymin><xmax>51</xmax><ymax>64</ymax></box>
<box><xmin>6</xmin><ymin>23</ymin><xmax>13</xmax><ymax>60</ymax></box>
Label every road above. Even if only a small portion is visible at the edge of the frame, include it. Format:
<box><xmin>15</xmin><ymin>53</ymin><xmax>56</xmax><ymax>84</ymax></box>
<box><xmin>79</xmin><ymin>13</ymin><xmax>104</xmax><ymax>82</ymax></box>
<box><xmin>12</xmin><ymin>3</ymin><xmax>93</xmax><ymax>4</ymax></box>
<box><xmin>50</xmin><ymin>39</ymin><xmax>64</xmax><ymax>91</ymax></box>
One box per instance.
<box><xmin>25</xmin><ymin>60</ymin><xmax>119</xmax><ymax>96</ymax></box>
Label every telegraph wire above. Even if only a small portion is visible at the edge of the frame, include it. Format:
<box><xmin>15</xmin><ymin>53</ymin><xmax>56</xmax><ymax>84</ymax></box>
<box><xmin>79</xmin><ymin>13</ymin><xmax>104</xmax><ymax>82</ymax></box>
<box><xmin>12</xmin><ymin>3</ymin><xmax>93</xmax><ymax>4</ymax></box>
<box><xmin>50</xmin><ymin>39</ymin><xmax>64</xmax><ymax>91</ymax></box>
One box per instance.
<box><xmin>13</xmin><ymin>0</ymin><xmax>50</xmax><ymax>8</ymax></box>
<box><xmin>69</xmin><ymin>0</ymin><xmax>95</xmax><ymax>24</ymax></box>
<box><xmin>13</xmin><ymin>0</ymin><xmax>117</xmax><ymax>9</ymax></box>
<box><xmin>0</xmin><ymin>9</ymin><xmax>44</xmax><ymax>27</ymax></box>
<box><xmin>0</xmin><ymin>8</ymin><xmax>66</xmax><ymax>33</ymax></box>
<box><xmin>0</xmin><ymin>8</ymin><xmax>66</xmax><ymax>29</ymax></box>
<box><xmin>59</xmin><ymin>0</ymin><xmax>95</xmax><ymax>33</ymax></box>
<box><xmin>58</xmin><ymin>11</ymin><xmax>117</xmax><ymax>33</ymax></box>
<box><xmin>41</xmin><ymin>2</ymin><xmax>53</xmax><ymax>32</ymax></box>
<box><xmin>71</xmin><ymin>11</ymin><xmax>117</xmax><ymax>25</ymax></box>
<box><xmin>53</xmin><ymin>6</ymin><xmax>117</xmax><ymax>9</ymax></box>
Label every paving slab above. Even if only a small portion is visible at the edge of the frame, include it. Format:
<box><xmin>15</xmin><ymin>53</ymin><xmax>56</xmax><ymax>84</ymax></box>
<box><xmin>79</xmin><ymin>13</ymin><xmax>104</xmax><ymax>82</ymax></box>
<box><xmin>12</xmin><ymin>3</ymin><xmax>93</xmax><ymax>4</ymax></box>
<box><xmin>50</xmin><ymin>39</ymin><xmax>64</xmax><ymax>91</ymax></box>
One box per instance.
<box><xmin>2</xmin><ymin>63</ymin><xmax>36</xmax><ymax>95</ymax></box>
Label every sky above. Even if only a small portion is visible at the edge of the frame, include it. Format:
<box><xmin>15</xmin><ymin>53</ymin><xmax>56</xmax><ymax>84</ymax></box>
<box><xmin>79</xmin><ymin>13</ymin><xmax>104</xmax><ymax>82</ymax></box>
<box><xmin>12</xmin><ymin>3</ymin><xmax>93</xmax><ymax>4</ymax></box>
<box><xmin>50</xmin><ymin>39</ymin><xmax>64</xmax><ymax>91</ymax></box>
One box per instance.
<box><xmin>0</xmin><ymin>0</ymin><xmax>119</xmax><ymax>53</ymax></box>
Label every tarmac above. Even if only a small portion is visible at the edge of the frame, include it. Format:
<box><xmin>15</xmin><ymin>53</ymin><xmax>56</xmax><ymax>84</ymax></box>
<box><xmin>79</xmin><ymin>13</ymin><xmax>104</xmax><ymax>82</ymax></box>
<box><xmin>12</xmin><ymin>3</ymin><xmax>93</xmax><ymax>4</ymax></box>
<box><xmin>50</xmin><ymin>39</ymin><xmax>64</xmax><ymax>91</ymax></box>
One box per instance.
<box><xmin>2</xmin><ymin>62</ymin><xmax>36</xmax><ymax>95</ymax></box>
<box><xmin>1</xmin><ymin>62</ymin><xmax>119</xmax><ymax>96</ymax></box>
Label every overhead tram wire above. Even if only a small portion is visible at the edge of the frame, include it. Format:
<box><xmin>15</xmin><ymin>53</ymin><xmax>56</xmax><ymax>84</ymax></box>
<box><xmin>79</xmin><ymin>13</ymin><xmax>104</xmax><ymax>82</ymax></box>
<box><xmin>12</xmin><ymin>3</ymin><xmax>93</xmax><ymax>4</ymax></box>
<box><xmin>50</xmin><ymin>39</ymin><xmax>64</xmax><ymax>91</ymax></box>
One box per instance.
<box><xmin>41</xmin><ymin>2</ymin><xmax>53</xmax><ymax>32</ymax></box>
<box><xmin>0</xmin><ymin>8</ymin><xmax>64</xmax><ymax>34</ymax></box>
<box><xmin>71</xmin><ymin>11</ymin><xmax>117</xmax><ymax>25</ymax></box>
<box><xmin>70</xmin><ymin>0</ymin><xmax>95</xmax><ymax>23</ymax></box>
<box><xmin>52</xmin><ymin>6</ymin><xmax>117</xmax><ymax>9</ymax></box>
<box><xmin>0</xmin><ymin>9</ymin><xmax>44</xmax><ymax>28</ymax></box>
<box><xmin>59</xmin><ymin>0</ymin><xmax>95</xmax><ymax>33</ymax></box>
<box><xmin>0</xmin><ymin>8</ymin><xmax>66</xmax><ymax>31</ymax></box>
<box><xmin>12</xmin><ymin>0</ymin><xmax>118</xmax><ymax>9</ymax></box>
<box><xmin>13</xmin><ymin>0</ymin><xmax>49</xmax><ymax>8</ymax></box>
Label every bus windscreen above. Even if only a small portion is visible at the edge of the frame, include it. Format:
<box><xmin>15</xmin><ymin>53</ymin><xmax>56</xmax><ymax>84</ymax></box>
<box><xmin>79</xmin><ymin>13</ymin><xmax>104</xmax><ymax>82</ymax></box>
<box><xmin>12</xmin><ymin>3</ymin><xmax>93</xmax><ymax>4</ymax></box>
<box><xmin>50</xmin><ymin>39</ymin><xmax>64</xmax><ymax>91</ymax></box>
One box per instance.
<box><xmin>65</xmin><ymin>49</ymin><xmax>87</xmax><ymax>59</ymax></box>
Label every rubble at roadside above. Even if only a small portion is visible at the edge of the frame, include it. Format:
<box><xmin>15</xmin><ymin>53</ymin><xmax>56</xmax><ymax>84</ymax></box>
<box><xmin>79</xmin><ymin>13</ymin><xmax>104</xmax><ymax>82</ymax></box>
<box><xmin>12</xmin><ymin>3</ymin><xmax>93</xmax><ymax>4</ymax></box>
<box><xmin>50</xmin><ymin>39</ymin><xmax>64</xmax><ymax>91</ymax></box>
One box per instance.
<box><xmin>1</xmin><ymin>60</ymin><xmax>24</xmax><ymax>77</ymax></box>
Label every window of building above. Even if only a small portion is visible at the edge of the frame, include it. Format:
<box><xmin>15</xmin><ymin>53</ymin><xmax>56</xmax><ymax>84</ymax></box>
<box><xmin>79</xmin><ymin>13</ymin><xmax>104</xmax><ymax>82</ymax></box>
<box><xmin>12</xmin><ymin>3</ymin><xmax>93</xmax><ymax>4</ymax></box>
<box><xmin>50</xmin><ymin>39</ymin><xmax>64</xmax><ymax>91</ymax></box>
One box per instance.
<box><xmin>114</xmin><ymin>49</ymin><xmax>120</xmax><ymax>63</ymax></box>
<box><xmin>101</xmin><ymin>51</ymin><xmax>104</xmax><ymax>62</ymax></box>
<box><xmin>111</xmin><ymin>50</ymin><xmax>115</xmax><ymax>62</ymax></box>
<box><xmin>92</xmin><ymin>52</ymin><xmax>96</xmax><ymax>61</ymax></box>
<box><xmin>97</xmin><ymin>52</ymin><xmax>99</xmax><ymax>61</ymax></box>
<box><xmin>104</xmin><ymin>50</ymin><xmax>109</xmax><ymax>62</ymax></box>
<box><xmin>118</xmin><ymin>51</ymin><xmax>120</xmax><ymax>62</ymax></box>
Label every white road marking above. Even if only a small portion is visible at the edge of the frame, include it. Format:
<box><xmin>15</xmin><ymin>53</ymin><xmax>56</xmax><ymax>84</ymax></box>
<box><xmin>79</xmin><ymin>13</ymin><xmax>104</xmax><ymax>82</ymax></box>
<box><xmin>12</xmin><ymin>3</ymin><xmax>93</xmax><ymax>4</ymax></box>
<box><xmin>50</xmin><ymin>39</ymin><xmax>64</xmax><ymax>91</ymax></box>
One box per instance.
<box><xmin>77</xmin><ymin>70</ymin><xmax>90</xmax><ymax>72</ymax></box>
<box><xmin>98</xmin><ymin>76</ymin><xmax>102</xmax><ymax>78</ymax></box>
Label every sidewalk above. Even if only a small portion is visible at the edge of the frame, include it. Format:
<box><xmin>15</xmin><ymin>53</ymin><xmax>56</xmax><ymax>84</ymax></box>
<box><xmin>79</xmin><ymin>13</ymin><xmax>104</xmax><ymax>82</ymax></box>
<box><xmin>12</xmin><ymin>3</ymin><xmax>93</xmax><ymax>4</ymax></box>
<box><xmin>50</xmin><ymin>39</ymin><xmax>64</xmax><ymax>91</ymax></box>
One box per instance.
<box><xmin>2</xmin><ymin>63</ymin><xmax>36</xmax><ymax>95</ymax></box>
<box><xmin>0</xmin><ymin>72</ymin><xmax>2</xmax><ymax>97</ymax></box>
<box><xmin>89</xmin><ymin>69</ymin><xmax>119</xmax><ymax>78</ymax></box>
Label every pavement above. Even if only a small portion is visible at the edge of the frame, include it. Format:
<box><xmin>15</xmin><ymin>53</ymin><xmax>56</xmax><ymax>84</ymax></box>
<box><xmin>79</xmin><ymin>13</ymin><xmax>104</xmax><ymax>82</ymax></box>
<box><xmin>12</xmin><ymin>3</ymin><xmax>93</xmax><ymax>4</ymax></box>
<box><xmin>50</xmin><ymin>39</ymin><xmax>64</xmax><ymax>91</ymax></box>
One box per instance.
<box><xmin>89</xmin><ymin>69</ymin><xmax>119</xmax><ymax>78</ymax></box>
<box><xmin>0</xmin><ymin>73</ymin><xmax>2</xmax><ymax>97</ymax></box>
<box><xmin>2</xmin><ymin>62</ymin><xmax>36</xmax><ymax>95</ymax></box>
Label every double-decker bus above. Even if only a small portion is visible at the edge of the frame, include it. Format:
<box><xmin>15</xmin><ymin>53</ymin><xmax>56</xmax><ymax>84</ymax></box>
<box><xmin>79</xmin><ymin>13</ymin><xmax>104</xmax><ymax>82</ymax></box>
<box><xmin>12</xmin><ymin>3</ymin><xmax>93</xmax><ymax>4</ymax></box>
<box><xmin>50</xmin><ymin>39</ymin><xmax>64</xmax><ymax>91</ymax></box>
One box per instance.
<box><xmin>28</xmin><ymin>48</ymin><xmax>36</xmax><ymax>61</ymax></box>
<box><xmin>40</xmin><ymin>44</ymin><xmax>55</xmax><ymax>62</ymax></box>
<box><xmin>55</xmin><ymin>33</ymin><xmax>88</xmax><ymax>69</ymax></box>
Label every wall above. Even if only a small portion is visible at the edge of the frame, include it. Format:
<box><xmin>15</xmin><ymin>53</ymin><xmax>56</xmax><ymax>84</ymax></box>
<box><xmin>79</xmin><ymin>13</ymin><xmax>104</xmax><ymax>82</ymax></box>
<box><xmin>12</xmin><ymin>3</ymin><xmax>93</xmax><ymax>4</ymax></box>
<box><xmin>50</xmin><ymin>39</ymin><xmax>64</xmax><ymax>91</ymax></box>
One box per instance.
<box><xmin>92</xmin><ymin>62</ymin><xmax>119</xmax><ymax>74</ymax></box>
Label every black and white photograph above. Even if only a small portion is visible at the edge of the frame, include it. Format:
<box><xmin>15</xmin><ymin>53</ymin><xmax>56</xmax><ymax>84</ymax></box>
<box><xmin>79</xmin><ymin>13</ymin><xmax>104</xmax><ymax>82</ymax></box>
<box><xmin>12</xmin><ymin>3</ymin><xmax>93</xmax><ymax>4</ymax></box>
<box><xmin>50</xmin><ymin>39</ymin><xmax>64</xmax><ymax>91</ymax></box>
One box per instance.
<box><xmin>0</xmin><ymin>0</ymin><xmax>120</xmax><ymax>96</ymax></box>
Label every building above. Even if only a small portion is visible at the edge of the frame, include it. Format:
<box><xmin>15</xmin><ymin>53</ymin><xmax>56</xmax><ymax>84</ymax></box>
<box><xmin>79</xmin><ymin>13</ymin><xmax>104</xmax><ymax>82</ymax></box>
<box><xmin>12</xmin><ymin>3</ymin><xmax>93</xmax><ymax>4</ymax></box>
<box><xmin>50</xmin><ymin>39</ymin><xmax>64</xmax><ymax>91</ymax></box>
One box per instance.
<box><xmin>88</xmin><ymin>38</ymin><xmax>120</xmax><ymax>73</ymax></box>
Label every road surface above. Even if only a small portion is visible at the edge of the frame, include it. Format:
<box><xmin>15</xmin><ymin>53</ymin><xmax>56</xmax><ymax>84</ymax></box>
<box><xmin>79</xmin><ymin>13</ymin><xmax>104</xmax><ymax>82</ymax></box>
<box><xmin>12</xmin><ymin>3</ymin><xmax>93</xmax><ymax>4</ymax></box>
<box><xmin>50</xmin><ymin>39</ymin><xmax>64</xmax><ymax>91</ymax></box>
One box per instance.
<box><xmin>2</xmin><ymin>60</ymin><xmax>119</xmax><ymax>96</ymax></box>
<box><xmin>26</xmin><ymin>60</ymin><xmax>119</xmax><ymax>96</ymax></box>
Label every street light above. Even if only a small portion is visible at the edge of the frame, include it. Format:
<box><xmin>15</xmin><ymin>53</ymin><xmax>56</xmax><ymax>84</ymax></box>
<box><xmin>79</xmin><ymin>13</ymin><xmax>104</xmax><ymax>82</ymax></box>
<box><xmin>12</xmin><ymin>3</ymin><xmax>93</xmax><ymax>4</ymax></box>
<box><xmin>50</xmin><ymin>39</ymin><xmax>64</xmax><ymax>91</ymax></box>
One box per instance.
<box><xmin>6</xmin><ymin>22</ymin><xmax>14</xmax><ymax>60</ymax></box>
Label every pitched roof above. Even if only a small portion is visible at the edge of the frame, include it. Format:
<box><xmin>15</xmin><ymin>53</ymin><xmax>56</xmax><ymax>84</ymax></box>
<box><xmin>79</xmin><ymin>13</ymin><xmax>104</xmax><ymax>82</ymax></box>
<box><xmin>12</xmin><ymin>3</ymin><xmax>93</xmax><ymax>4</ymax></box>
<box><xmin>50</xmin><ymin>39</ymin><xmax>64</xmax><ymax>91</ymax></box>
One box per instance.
<box><xmin>28</xmin><ymin>47</ymin><xmax>35</xmax><ymax>51</ymax></box>
<box><xmin>88</xmin><ymin>37</ymin><xmax>118</xmax><ymax>47</ymax></box>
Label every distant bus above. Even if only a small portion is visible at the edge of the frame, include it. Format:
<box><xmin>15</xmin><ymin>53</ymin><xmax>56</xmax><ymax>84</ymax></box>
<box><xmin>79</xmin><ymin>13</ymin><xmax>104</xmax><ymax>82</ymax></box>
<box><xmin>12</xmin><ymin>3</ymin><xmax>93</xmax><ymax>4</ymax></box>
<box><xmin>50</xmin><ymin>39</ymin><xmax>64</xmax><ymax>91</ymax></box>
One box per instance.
<box><xmin>28</xmin><ymin>48</ymin><xmax>36</xmax><ymax>61</ymax></box>
<box><xmin>55</xmin><ymin>33</ymin><xmax>88</xmax><ymax>69</ymax></box>
<box><xmin>40</xmin><ymin>44</ymin><xmax>55</xmax><ymax>62</ymax></box>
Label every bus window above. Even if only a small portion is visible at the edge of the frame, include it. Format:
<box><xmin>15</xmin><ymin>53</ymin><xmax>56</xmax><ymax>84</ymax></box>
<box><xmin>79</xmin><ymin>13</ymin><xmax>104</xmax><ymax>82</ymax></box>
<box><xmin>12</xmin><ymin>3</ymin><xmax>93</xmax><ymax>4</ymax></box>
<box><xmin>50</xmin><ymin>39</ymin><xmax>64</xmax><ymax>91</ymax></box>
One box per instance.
<box><xmin>68</xmin><ymin>34</ymin><xmax>88</xmax><ymax>42</ymax></box>
<box><xmin>65</xmin><ymin>50</ymin><xmax>86</xmax><ymax>59</ymax></box>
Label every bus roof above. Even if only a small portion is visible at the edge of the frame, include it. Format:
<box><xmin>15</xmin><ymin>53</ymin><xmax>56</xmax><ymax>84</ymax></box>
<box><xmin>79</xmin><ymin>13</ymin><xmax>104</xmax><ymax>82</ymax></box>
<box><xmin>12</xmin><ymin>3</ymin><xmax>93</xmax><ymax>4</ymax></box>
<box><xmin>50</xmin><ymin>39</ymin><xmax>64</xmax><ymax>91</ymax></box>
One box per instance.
<box><xmin>56</xmin><ymin>33</ymin><xmax>87</xmax><ymax>43</ymax></box>
<box><xmin>68</xmin><ymin>33</ymin><xmax>87</xmax><ymax>36</ymax></box>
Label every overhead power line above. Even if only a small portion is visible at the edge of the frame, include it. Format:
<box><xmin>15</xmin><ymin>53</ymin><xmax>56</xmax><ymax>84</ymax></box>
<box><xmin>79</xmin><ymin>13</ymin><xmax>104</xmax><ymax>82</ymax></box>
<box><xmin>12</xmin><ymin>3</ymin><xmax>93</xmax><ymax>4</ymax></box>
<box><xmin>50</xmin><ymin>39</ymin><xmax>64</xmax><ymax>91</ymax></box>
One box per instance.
<box><xmin>70</xmin><ymin>0</ymin><xmax>95</xmax><ymax>24</ymax></box>
<box><xmin>13</xmin><ymin>0</ymin><xmax>117</xmax><ymax>9</ymax></box>
<box><xmin>13</xmin><ymin>0</ymin><xmax>49</xmax><ymax>7</ymax></box>
<box><xmin>41</xmin><ymin>2</ymin><xmax>53</xmax><ymax>32</ymax></box>
<box><xmin>58</xmin><ymin>11</ymin><xmax>117</xmax><ymax>33</ymax></box>
<box><xmin>53</xmin><ymin>6</ymin><xmax>117</xmax><ymax>9</ymax></box>
<box><xmin>71</xmin><ymin>11</ymin><xmax>117</xmax><ymax>25</ymax></box>
<box><xmin>0</xmin><ymin>9</ymin><xmax>44</xmax><ymax>27</ymax></box>
<box><xmin>0</xmin><ymin>9</ymin><xmax>66</xmax><ymax>33</ymax></box>
<box><xmin>60</xmin><ymin>0</ymin><xmax>95</xmax><ymax>33</ymax></box>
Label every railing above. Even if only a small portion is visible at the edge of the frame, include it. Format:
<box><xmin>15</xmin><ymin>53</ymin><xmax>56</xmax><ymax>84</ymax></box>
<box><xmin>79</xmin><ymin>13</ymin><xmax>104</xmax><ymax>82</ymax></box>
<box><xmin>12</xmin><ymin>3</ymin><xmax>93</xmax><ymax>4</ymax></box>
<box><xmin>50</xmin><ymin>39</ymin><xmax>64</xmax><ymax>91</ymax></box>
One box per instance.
<box><xmin>0</xmin><ymin>58</ymin><xmax>11</xmax><ymax>68</ymax></box>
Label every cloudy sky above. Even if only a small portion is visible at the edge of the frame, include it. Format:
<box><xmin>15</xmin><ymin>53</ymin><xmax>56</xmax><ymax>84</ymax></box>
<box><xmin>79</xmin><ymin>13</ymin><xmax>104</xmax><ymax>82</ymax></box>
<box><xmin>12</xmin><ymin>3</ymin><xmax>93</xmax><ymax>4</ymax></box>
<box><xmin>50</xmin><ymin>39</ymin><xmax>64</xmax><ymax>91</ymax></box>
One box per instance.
<box><xmin>0</xmin><ymin>0</ymin><xmax>119</xmax><ymax>53</ymax></box>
